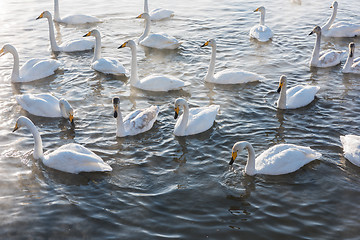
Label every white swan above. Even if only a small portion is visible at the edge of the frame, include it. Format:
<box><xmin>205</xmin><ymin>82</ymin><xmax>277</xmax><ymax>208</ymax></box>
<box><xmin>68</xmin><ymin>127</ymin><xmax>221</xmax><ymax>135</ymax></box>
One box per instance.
<box><xmin>112</xmin><ymin>97</ymin><xmax>159</xmax><ymax>137</ymax></box>
<box><xmin>249</xmin><ymin>6</ymin><xmax>274</xmax><ymax>42</ymax></box>
<box><xmin>230</xmin><ymin>141</ymin><xmax>322</xmax><ymax>176</ymax></box>
<box><xmin>83</xmin><ymin>30</ymin><xmax>126</xmax><ymax>75</ymax></box>
<box><xmin>276</xmin><ymin>75</ymin><xmax>320</xmax><ymax>110</ymax></box>
<box><xmin>12</xmin><ymin>116</ymin><xmax>112</xmax><ymax>174</ymax></box>
<box><xmin>342</xmin><ymin>42</ymin><xmax>360</xmax><ymax>74</ymax></box>
<box><xmin>340</xmin><ymin>135</ymin><xmax>360</xmax><ymax>167</ymax></box>
<box><xmin>201</xmin><ymin>39</ymin><xmax>265</xmax><ymax>84</ymax></box>
<box><xmin>144</xmin><ymin>0</ymin><xmax>174</xmax><ymax>21</ymax></box>
<box><xmin>118</xmin><ymin>40</ymin><xmax>189</xmax><ymax>92</ymax></box>
<box><xmin>37</xmin><ymin>11</ymin><xmax>94</xmax><ymax>52</ymax></box>
<box><xmin>0</xmin><ymin>44</ymin><xmax>60</xmax><ymax>83</ymax></box>
<box><xmin>322</xmin><ymin>1</ymin><xmax>360</xmax><ymax>38</ymax></box>
<box><xmin>53</xmin><ymin>0</ymin><xmax>100</xmax><ymax>25</ymax></box>
<box><xmin>174</xmin><ymin>98</ymin><xmax>219</xmax><ymax>136</ymax></box>
<box><xmin>15</xmin><ymin>93</ymin><xmax>74</xmax><ymax>123</ymax></box>
<box><xmin>136</xmin><ymin>13</ymin><xmax>181</xmax><ymax>50</ymax></box>
<box><xmin>309</xmin><ymin>26</ymin><xmax>345</xmax><ymax>68</ymax></box>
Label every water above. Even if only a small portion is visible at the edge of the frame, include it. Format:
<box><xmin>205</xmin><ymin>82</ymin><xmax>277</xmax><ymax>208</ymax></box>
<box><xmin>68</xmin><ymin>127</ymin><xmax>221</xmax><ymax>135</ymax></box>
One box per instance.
<box><xmin>1</xmin><ymin>0</ymin><xmax>360</xmax><ymax>238</ymax></box>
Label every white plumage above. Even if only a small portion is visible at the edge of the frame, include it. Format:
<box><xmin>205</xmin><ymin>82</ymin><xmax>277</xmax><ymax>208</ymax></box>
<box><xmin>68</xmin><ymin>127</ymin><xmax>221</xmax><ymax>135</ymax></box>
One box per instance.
<box><xmin>249</xmin><ymin>6</ymin><xmax>274</xmax><ymax>42</ymax></box>
<box><xmin>340</xmin><ymin>135</ymin><xmax>360</xmax><ymax>167</ymax></box>
<box><xmin>53</xmin><ymin>0</ymin><xmax>100</xmax><ymax>24</ymax></box>
<box><xmin>342</xmin><ymin>42</ymin><xmax>360</xmax><ymax>74</ymax></box>
<box><xmin>144</xmin><ymin>0</ymin><xmax>174</xmax><ymax>21</ymax></box>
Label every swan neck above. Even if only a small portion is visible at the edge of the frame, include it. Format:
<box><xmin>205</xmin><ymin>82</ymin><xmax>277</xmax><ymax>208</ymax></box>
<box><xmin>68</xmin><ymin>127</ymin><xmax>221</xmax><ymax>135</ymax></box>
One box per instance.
<box><xmin>277</xmin><ymin>82</ymin><xmax>287</xmax><ymax>109</ymax></box>
<box><xmin>323</xmin><ymin>5</ymin><xmax>337</xmax><ymax>30</ymax></box>
<box><xmin>9</xmin><ymin>48</ymin><xmax>20</xmax><ymax>81</ymax></box>
<box><xmin>115</xmin><ymin>106</ymin><xmax>126</xmax><ymax>137</ymax></box>
<box><xmin>144</xmin><ymin>0</ymin><xmax>149</xmax><ymax>13</ymax></box>
<box><xmin>310</xmin><ymin>32</ymin><xmax>321</xmax><ymax>66</ymax></box>
<box><xmin>46</xmin><ymin>16</ymin><xmax>59</xmax><ymax>51</ymax></box>
<box><xmin>129</xmin><ymin>45</ymin><xmax>139</xmax><ymax>85</ymax></box>
<box><xmin>139</xmin><ymin>17</ymin><xmax>150</xmax><ymax>43</ymax></box>
<box><xmin>343</xmin><ymin>52</ymin><xmax>354</xmax><ymax>72</ymax></box>
<box><xmin>93</xmin><ymin>33</ymin><xmax>102</xmax><ymax>62</ymax></box>
<box><xmin>177</xmin><ymin>102</ymin><xmax>189</xmax><ymax>135</ymax></box>
<box><xmin>244</xmin><ymin>142</ymin><xmax>256</xmax><ymax>176</ymax></box>
<box><xmin>54</xmin><ymin>0</ymin><xmax>61</xmax><ymax>21</ymax></box>
<box><xmin>205</xmin><ymin>44</ymin><xmax>216</xmax><ymax>82</ymax></box>
<box><xmin>260</xmin><ymin>10</ymin><xmax>265</xmax><ymax>25</ymax></box>
<box><xmin>24</xmin><ymin>119</ymin><xmax>44</xmax><ymax>159</ymax></box>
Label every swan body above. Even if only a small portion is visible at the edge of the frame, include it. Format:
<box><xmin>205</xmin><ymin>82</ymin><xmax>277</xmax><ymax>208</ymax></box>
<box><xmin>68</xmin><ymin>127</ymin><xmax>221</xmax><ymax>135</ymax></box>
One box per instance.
<box><xmin>112</xmin><ymin>97</ymin><xmax>159</xmax><ymax>137</ymax></box>
<box><xmin>144</xmin><ymin>0</ymin><xmax>174</xmax><ymax>21</ymax></box>
<box><xmin>174</xmin><ymin>98</ymin><xmax>219</xmax><ymax>136</ymax></box>
<box><xmin>342</xmin><ymin>42</ymin><xmax>360</xmax><ymax>74</ymax></box>
<box><xmin>309</xmin><ymin>26</ymin><xmax>345</xmax><ymax>68</ymax></box>
<box><xmin>230</xmin><ymin>141</ymin><xmax>322</xmax><ymax>176</ymax></box>
<box><xmin>201</xmin><ymin>39</ymin><xmax>264</xmax><ymax>84</ymax></box>
<box><xmin>37</xmin><ymin>11</ymin><xmax>95</xmax><ymax>52</ymax></box>
<box><xmin>118</xmin><ymin>40</ymin><xmax>189</xmax><ymax>92</ymax></box>
<box><xmin>13</xmin><ymin>116</ymin><xmax>112</xmax><ymax>174</ymax></box>
<box><xmin>340</xmin><ymin>135</ymin><xmax>360</xmax><ymax>167</ymax></box>
<box><xmin>83</xmin><ymin>30</ymin><xmax>126</xmax><ymax>75</ymax></box>
<box><xmin>249</xmin><ymin>6</ymin><xmax>274</xmax><ymax>42</ymax></box>
<box><xmin>322</xmin><ymin>1</ymin><xmax>360</xmax><ymax>38</ymax></box>
<box><xmin>137</xmin><ymin>13</ymin><xmax>180</xmax><ymax>49</ymax></box>
<box><xmin>276</xmin><ymin>75</ymin><xmax>320</xmax><ymax>110</ymax></box>
<box><xmin>53</xmin><ymin>0</ymin><xmax>100</xmax><ymax>24</ymax></box>
<box><xmin>15</xmin><ymin>93</ymin><xmax>74</xmax><ymax>123</ymax></box>
<box><xmin>0</xmin><ymin>44</ymin><xmax>60</xmax><ymax>82</ymax></box>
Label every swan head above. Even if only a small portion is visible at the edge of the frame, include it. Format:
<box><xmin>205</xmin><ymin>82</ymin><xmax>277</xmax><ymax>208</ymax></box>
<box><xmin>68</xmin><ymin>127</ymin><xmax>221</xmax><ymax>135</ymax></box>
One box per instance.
<box><xmin>277</xmin><ymin>75</ymin><xmax>287</xmax><ymax>93</ymax></box>
<box><xmin>59</xmin><ymin>99</ymin><xmax>74</xmax><ymax>124</ymax></box>
<box><xmin>174</xmin><ymin>98</ymin><xmax>187</xmax><ymax>119</ymax></box>
<box><xmin>113</xmin><ymin>97</ymin><xmax>120</xmax><ymax>118</ymax></box>
<box><xmin>201</xmin><ymin>39</ymin><xmax>216</xmax><ymax>48</ymax></box>
<box><xmin>309</xmin><ymin>26</ymin><xmax>321</xmax><ymax>36</ymax></box>
<box><xmin>330</xmin><ymin>1</ymin><xmax>338</xmax><ymax>9</ymax></box>
<box><xmin>136</xmin><ymin>12</ymin><xmax>150</xmax><ymax>20</ymax></box>
<box><xmin>254</xmin><ymin>6</ymin><xmax>265</xmax><ymax>13</ymax></box>
<box><xmin>36</xmin><ymin>11</ymin><xmax>51</xmax><ymax>20</ymax></box>
<box><xmin>118</xmin><ymin>40</ymin><xmax>136</xmax><ymax>49</ymax></box>
<box><xmin>230</xmin><ymin>141</ymin><xmax>248</xmax><ymax>165</ymax></box>
<box><xmin>349</xmin><ymin>42</ymin><xmax>355</xmax><ymax>58</ymax></box>
<box><xmin>0</xmin><ymin>44</ymin><xmax>16</xmax><ymax>57</ymax></box>
<box><xmin>83</xmin><ymin>29</ymin><xmax>100</xmax><ymax>38</ymax></box>
<box><xmin>13</xmin><ymin>116</ymin><xmax>32</xmax><ymax>132</ymax></box>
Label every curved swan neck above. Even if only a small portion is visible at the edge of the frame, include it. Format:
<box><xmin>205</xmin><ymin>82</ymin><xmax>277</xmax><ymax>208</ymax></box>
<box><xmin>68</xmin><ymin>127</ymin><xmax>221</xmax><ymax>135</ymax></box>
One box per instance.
<box><xmin>7</xmin><ymin>46</ymin><xmax>20</xmax><ymax>81</ymax></box>
<box><xmin>177</xmin><ymin>102</ymin><xmax>189</xmax><ymax>135</ymax></box>
<box><xmin>205</xmin><ymin>43</ymin><xmax>216</xmax><ymax>82</ymax></box>
<box><xmin>277</xmin><ymin>81</ymin><xmax>287</xmax><ymax>109</ymax></box>
<box><xmin>244</xmin><ymin>142</ymin><xmax>256</xmax><ymax>176</ymax></box>
<box><xmin>23</xmin><ymin>118</ymin><xmax>44</xmax><ymax>159</ymax></box>
<box><xmin>45</xmin><ymin>15</ymin><xmax>60</xmax><ymax>51</ymax></box>
<box><xmin>129</xmin><ymin>44</ymin><xmax>139</xmax><ymax>85</ymax></box>
<box><xmin>144</xmin><ymin>0</ymin><xmax>149</xmax><ymax>13</ymax></box>
<box><xmin>115</xmin><ymin>105</ymin><xmax>125</xmax><ymax>137</ymax></box>
<box><xmin>343</xmin><ymin>50</ymin><xmax>354</xmax><ymax>72</ymax></box>
<box><xmin>310</xmin><ymin>32</ymin><xmax>321</xmax><ymax>66</ymax></box>
<box><xmin>54</xmin><ymin>0</ymin><xmax>61</xmax><ymax>22</ymax></box>
<box><xmin>323</xmin><ymin>5</ymin><xmax>337</xmax><ymax>30</ymax></box>
<box><xmin>260</xmin><ymin>9</ymin><xmax>265</xmax><ymax>25</ymax></box>
<box><xmin>92</xmin><ymin>32</ymin><xmax>102</xmax><ymax>62</ymax></box>
<box><xmin>139</xmin><ymin>17</ymin><xmax>151</xmax><ymax>43</ymax></box>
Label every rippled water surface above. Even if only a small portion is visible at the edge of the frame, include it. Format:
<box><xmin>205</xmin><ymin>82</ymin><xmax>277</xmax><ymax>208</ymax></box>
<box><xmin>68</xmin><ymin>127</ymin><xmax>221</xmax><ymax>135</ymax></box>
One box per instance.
<box><xmin>1</xmin><ymin>0</ymin><xmax>360</xmax><ymax>239</ymax></box>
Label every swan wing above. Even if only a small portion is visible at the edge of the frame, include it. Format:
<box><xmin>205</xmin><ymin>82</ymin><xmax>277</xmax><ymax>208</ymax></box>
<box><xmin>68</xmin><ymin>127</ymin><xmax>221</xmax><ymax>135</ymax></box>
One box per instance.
<box><xmin>184</xmin><ymin>105</ymin><xmax>220</xmax><ymax>135</ymax></box>
<box><xmin>213</xmin><ymin>70</ymin><xmax>265</xmax><ymax>84</ymax></box>
<box><xmin>318</xmin><ymin>50</ymin><xmax>344</xmax><ymax>67</ymax></box>
<box><xmin>250</xmin><ymin>24</ymin><xmax>273</xmax><ymax>42</ymax></box>
<box><xmin>92</xmin><ymin>57</ymin><xmax>126</xmax><ymax>75</ymax></box>
<box><xmin>140</xmin><ymin>33</ymin><xmax>180</xmax><ymax>49</ymax></box>
<box><xmin>340</xmin><ymin>135</ymin><xmax>360</xmax><ymax>166</ymax></box>
<box><xmin>286</xmin><ymin>85</ymin><xmax>320</xmax><ymax>109</ymax></box>
<box><xmin>123</xmin><ymin>105</ymin><xmax>159</xmax><ymax>135</ymax></box>
<box><xmin>150</xmin><ymin>8</ymin><xmax>174</xmax><ymax>21</ymax></box>
<box><xmin>19</xmin><ymin>58</ymin><xmax>60</xmax><ymax>82</ymax></box>
<box><xmin>324</xmin><ymin>22</ymin><xmax>360</xmax><ymax>37</ymax></box>
<box><xmin>136</xmin><ymin>75</ymin><xmax>188</xmax><ymax>92</ymax></box>
<box><xmin>15</xmin><ymin>93</ymin><xmax>61</xmax><ymax>117</ymax></box>
<box><xmin>60</xmin><ymin>14</ymin><xmax>100</xmax><ymax>24</ymax></box>
<box><xmin>59</xmin><ymin>39</ymin><xmax>95</xmax><ymax>52</ymax></box>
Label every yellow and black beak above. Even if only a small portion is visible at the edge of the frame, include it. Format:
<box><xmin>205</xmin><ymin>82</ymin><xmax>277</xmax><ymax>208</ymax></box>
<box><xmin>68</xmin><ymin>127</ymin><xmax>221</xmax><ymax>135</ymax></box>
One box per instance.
<box><xmin>69</xmin><ymin>114</ymin><xmax>74</xmax><ymax>124</ymax></box>
<box><xmin>254</xmin><ymin>8</ymin><xmax>259</xmax><ymax>12</ymax></box>
<box><xmin>229</xmin><ymin>151</ymin><xmax>237</xmax><ymax>165</ymax></box>
<box><xmin>136</xmin><ymin>14</ymin><xmax>143</xmax><ymax>19</ymax></box>
<box><xmin>309</xmin><ymin>30</ymin><xmax>314</xmax><ymax>36</ymax></box>
<box><xmin>113</xmin><ymin>97</ymin><xmax>119</xmax><ymax>118</ymax></box>
<box><xmin>36</xmin><ymin>12</ymin><xmax>44</xmax><ymax>20</ymax></box>
<box><xmin>277</xmin><ymin>82</ymin><xmax>283</xmax><ymax>93</ymax></box>
<box><xmin>118</xmin><ymin>42</ymin><xmax>127</xmax><ymax>49</ymax></box>
<box><xmin>201</xmin><ymin>41</ymin><xmax>209</xmax><ymax>48</ymax></box>
<box><xmin>0</xmin><ymin>48</ymin><xmax>5</xmax><ymax>57</ymax></box>
<box><xmin>12</xmin><ymin>122</ymin><xmax>19</xmax><ymax>132</ymax></box>
<box><xmin>174</xmin><ymin>106</ymin><xmax>179</xmax><ymax>119</ymax></box>
<box><xmin>330</xmin><ymin>5</ymin><xmax>333</xmax><ymax>8</ymax></box>
<box><xmin>83</xmin><ymin>31</ymin><xmax>91</xmax><ymax>37</ymax></box>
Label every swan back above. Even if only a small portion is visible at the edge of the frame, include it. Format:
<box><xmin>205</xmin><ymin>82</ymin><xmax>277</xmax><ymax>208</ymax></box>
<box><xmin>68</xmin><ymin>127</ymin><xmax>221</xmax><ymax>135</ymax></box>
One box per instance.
<box><xmin>340</xmin><ymin>135</ymin><xmax>360</xmax><ymax>166</ymax></box>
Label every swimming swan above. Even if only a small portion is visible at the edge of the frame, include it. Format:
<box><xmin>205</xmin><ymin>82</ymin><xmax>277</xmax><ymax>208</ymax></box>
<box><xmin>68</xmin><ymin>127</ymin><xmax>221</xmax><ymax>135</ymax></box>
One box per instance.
<box><xmin>201</xmin><ymin>39</ymin><xmax>265</xmax><ymax>84</ymax></box>
<box><xmin>340</xmin><ymin>135</ymin><xmax>360</xmax><ymax>167</ymax></box>
<box><xmin>15</xmin><ymin>93</ymin><xmax>74</xmax><ymax>123</ymax></box>
<box><xmin>53</xmin><ymin>0</ymin><xmax>100</xmax><ymax>25</ymax></box>
<box><xmin>309</xmin><ymin>26</ymin><xmax>344</xmax><ymax>68</ymax></box>
<box><xmin>136</xmin><ymin>13</ymin><xmax>181</xmax><ymax>49</ymax></box>
<box><xmin>144</xmin><ymin>0</ymin><xmax>174</xmax><ymax>21</ymax></box>
<box><xmin>0</xmin><ymin>44</ymin><xmax>60</xmax><ymax>83</ymax></box>
<box><xmin>83</xmin><ymin>30</ymin><xmax>126</xmax><ymax>75</ymax></box>
<box><xmin>37</xmin><ymin>11</ymin><xmax>95</xmax><ymax>52</ymax></box>
<box><xmin>249</xmin><ymin>6</ymin><xmax>274</xmax><ymax>42</ymax></box>
<box><xmin>276</xmin><ymin>75</ymin><xmax>320</xmax><ymax>109</ymax></box>
<box><xmin>322</xmin><ymin>1</ymin><xmax>360</xmax><ymax>38</ymax></box>
<box><xmin>113</xmin><ymin>97</ymin><xmax>159</xmax><ymax>137</ymax></box>
<box><xmin>342</xmin><ymin>42</ymin><xmax>360</xmax><ymax>74</ymax></box>
<box><xmin>118</xmin><ymin>40</ymin><xmax>189</xmax><ymax>91</ymax></box>
<box><xmin>12</xmin><ymin>116</ymin><xmax>112</xmax><ymax>174</ymax></box>
<box><xmin>230</xmin><ymin>141</ymin><xmax>322</xmax><ymax>176</ymax></box>
<box><xmin>173</xmin><ymin>98</ymin><xmax>219</xmax><ymax>136</ymax></box>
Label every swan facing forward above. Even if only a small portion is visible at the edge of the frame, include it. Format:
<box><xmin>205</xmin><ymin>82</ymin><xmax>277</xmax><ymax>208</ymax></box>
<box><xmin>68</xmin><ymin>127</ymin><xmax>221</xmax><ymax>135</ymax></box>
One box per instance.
<box><xmin>144</xmin><ymin>0</ymin><xmax>174</xmax><ymax>21</ymax></box>
<box><xmin>249</xmin><ymin>6</ymin><xmax>274</xmax><ymax>42</ymax></box>
<box><xmin>118</xmin><ymin>40</ymin><xmax>189</xmax><ymax>92</ymax></box>
<box><xmin>53</xmin><ymin>0</ymin><xmax>100</xmax><ymax>25</ymax></box>
<box><xmin>276</xmin><ymin>75</ymin><xmax>320</xmax><ymax>109</ymax></box>
<box><xmin>322</xmin><ymin>1</ymin><xmax>360</xmax><ymax>38</ymax></box>
<box><xmin>0</xmin><ymin>44</ymin><xmax>60</xmax><ymax>82</ymax></box>
<box><xmin>340</xmin><ymin>135</ymin><xmax>360</xmax><ymax>167</ymax></box>
<box><xmin>83</xmin><ymin>30</ymin><xmax>126</xmax><ymax>75</ymax></box>
<box><xmin>309</xmin><ymin>26</ymin><xmax>344</xmax><ymax>68</ymax></box>
<box><xmin>16</xmin><ymin>93</ymin><xmax>74</xmax><ymax>123</ymax></box>
<box><xmin>113</xmin><ymin>97</ymin><xmax>159</xmax><ymax>137</ymax></box>
<box><xmin>136</xmin><ymin>13</ymin><xmax>181</xmax><ymax>50</ymax></box>
<box><xmin>230</xmin><ymin>141</ymin><xmax>322</xmax><ymax>176</ymax></box>
<box><xmin>13</xmin><ymin>116</ymin><xmax>112</xmax><ymax>174</ymax></box>
<box><xmin>37</xmin><ymin>11</ymin><xmax>95</xmax><ymax>52</ymax></box>
<box><xmin>342</xmin><ymin>42</ymin><xmax>360</xmax><ymax>74</ymax></box>
<box><xmin>174</xmin><ymin>98</ymin><xmax>219</xmax><ymax>136</ymax></box>
<box><xmin>201</xmin><ymin>39</ymin><xmax>265</xmax><ymax>84</ymax></box>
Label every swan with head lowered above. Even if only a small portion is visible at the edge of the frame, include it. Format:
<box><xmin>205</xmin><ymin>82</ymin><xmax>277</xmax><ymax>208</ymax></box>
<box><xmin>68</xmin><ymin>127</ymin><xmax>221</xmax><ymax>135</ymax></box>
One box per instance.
<box><xmin>340</xmin><ymin>135</ymin><xmax>360</xmax><ymax>167</ymax></box>
<box><xmin>249</xmin><ymin>6</ymin><xmax>274</xmax><ymax>42</ymax></box>
<box><xmin>230</xmin><ymin>141</ymin><xmax>322</xmax><ymax>176</ymax></box>
<box><xmin>112</xmin><ymin>97</ymin><xmax>159</xmax><ymax>137</ymax></box>
<box><xmin>342</xmin><ymin>42</ymin><xmax>360</xmax><ymax>74</ymax></box>
<box><xmin>276</xmin><ymin>75</ymin><xmax>320</xmax><ymax>109</ymax></box>
<box><xmin>83</xmin><ymin>30</ymin><xmax>126</xmax><ymax>75</ymax></box>
<box><xmin>201</xmin><ymin>39</ymin><xmax>265</xmax><ymax>84</ymax></box>
<box><xmin>53</xmin><ymin>0</ymin><xmax>100</xmax><ymax>25</ymax></box>
<box><xmin>15</xmin><ymin>93</ymin><xmax>74</xmax><ymax>123</ymax></box>
<box><xmin>136</xmin><ymin>13</ymin><xmax>181</xmax><ymax>50</ymax></box>
<box><xmin>309</xmin><ymin>25</ymin><xmax>345</xmax><ymax>68</ymax></box>
<box><xmin>118</xmin><ymin>40</ymin><xmax>189</xmax><ymax>92</ymax></box>
<box><xmin>37</xmin><ymin>11</ymin><xmax>95</xmax><ymax>52</ymax></box>
<box><xmin>173</xmin><ymin>98</ymin><xmax>219</xmax><ymax>136</ymax></box>
<box><xmin>12</xmin><ymin>116</ymin><xmax>112</xmax><ymax>174</ymax></box>
<box><xmin>144</xmin><ymin>0</ymin><xmax>174</xmax><ymax>21</ymax></box>
<box><xmin>322</xmin><ymin>1</ymin><xmax>360</xmax><ymax>38</ymax></box>
<box><xmin>0</xmin><ymin>44</ymin><xmax>60</xmax><ymax>83</ymax></box>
